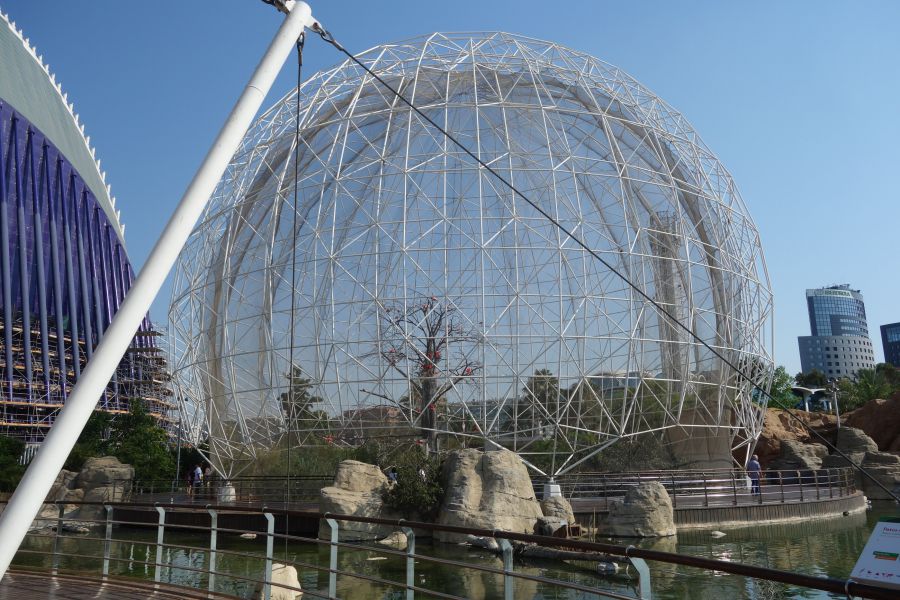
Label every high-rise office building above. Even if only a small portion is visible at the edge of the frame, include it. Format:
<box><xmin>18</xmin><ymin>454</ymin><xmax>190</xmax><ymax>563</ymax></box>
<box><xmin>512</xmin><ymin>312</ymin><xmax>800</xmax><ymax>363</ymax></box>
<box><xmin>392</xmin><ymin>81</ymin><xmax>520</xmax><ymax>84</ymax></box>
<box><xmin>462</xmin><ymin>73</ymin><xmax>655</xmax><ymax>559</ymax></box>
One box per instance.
<box><xmin>798</xmin><ymin>284</ymin><xmax>875</xmax><ymax>379</ymax></box>
<box><xmin>881</xmin><ymin>322</ymin><xmax>900</xmax><ymax>368</ymax></box>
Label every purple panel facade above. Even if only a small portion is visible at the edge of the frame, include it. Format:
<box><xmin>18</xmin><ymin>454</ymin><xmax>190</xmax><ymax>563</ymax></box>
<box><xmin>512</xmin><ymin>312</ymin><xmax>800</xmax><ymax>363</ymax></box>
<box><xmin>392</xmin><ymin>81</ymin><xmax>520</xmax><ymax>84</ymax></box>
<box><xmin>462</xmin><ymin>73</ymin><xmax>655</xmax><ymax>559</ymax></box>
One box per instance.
<box><xmin>0</xmin><ymin>100</ymin><xmax>154</xmax><ymax>442</ymax></box>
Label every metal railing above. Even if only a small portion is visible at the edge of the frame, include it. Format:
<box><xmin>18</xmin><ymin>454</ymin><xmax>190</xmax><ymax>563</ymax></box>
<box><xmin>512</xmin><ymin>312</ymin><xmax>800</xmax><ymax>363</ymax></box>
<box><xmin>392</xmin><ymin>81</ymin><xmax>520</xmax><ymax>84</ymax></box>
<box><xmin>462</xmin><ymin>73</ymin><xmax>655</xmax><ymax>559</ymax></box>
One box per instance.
<box><xmin>534</xmin><ymin>467</ymin><xmax>858</xmax><ymax>509</ymax></box>
<box><xmin>129</xmin><ymin>475</ymin><xmax>331</xmax><ymax>505</ymax></box>
<box><xmin>4</xmin><ymin>498</ymin><xmax>893</xmax><ymax>600</ymax></box>
<box><xmin>128</xmin><ymin>467</ymin><xmax>859</xmax><ymax>512</ymax></box>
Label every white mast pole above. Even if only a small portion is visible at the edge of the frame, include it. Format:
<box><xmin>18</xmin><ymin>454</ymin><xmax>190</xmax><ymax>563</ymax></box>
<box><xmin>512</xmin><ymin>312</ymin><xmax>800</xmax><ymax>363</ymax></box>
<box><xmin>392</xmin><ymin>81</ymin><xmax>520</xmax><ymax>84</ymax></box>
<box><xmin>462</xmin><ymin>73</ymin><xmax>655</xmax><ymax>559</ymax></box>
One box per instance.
<box><xmin>0</xmin><ymin>1</ymin><xmax>318</xmax><ymax>578</ymax></box>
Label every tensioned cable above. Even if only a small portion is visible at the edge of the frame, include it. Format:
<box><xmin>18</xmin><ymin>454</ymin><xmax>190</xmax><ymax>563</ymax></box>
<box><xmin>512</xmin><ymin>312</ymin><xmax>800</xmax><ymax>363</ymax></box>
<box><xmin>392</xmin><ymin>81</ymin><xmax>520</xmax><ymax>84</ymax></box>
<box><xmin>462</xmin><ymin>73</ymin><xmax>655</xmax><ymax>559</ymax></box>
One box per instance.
<box><xmin>284</xmin><ymin>32</ymin><xmax>306</xmax><ymax>555</ymax></box>
<box><xmin>310</xmin><ymin>25</ymin><xmax>899</xmax><ymax>503</ymax></box>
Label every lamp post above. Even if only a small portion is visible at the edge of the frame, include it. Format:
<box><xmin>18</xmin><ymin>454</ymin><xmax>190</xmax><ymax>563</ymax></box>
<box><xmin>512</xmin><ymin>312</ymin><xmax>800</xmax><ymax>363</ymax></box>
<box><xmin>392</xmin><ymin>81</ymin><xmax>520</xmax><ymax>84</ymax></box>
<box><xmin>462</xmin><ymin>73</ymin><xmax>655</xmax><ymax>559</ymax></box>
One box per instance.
<box><xmin>830</xmin><ymin>378</ymin><xmax>841</xmax><ymax>429</ymax></box>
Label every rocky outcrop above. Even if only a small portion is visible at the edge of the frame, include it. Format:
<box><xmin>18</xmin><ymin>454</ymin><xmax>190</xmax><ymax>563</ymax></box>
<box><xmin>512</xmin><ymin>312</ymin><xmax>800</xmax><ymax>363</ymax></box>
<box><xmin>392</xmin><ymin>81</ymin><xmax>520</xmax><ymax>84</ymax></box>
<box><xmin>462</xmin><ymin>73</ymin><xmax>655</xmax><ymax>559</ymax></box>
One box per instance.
<box><xmin>535</xmin><ymin>516</ymin><xmax>568</xmax><ymax>536</ymax></box>
<box><xmin>376</xmin><ymin>530</ymin><xmax>408</xmax><ymax>550</ymax></box>
<box><xmin>435</xmin><ymin>449</ymin><xmax>543</xmax><ymax>544</ymax></box>
<box><xmin>540</xmin><ymin>495</ymin><xmax>575</xmax><ymax>525</ymax></box>
<box><xmin>74</xmin><ymin>456</ymin><xmax>135</xmax><ymax>489</ymax></box>
<box><xmin>834</xmin><ymin>427</ymin><xmax>879</xmax><ymax>455</ymax></box>
<box><xmin>72</xmin><ymin>457</ymin><xmax>134</xmax><ymax>521</ymax></box>
<box><xmin>755</xmin><ymin>408</ymin><xmax>837</xmax><ymax>466</ymax></box>
<box><xmin>603</xmin><ymin>482</ymin><xmax>675</xmax><ymax>538</ymax></box>
<box><xmin>856</xmin><ymin>453</ymin><xmax>900</xmax><ymax>500</ymax></box>
<box><xmin>816</xmin><ymin>428</ymin><xmax>900</xmax><ymax>500</ymax></box>
<box><xmin>30</xmin><ymin>457</ymin><xmax>134</xmax><ymax>527</ymax></box>
<box><xmin>318</xmin><ymin>460</ymin><xmax>399</xmax><ymax>541</ymax></box>
<box><xmin>254</xmin><ymin>563</ymin><xmax>302</xmax><ymax>600</ymax></box>
<box><xmin>768</xmin><ymin>440</ymin><xmax>829</xmax><ymax>472</ymax></box>
<box><xmin>845</xmin><ymin>397</ymin><xmax>900</xmax><ymax>452</ymax></box>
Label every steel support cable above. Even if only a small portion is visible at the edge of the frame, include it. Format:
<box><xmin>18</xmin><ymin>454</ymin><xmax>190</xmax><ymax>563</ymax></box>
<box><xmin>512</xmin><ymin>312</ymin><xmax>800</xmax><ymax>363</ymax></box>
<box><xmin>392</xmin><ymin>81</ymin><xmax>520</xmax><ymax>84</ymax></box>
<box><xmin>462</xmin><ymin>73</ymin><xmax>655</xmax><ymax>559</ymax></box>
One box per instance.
<box><xmin>311</xmin><ymin>26</ymin><xmax>899</xmax><ymax>504</ymax></box>
<box><xmin>284</xmin><ymin>33</ymin><xmax>306</xmax><ymax>555</ymax></box>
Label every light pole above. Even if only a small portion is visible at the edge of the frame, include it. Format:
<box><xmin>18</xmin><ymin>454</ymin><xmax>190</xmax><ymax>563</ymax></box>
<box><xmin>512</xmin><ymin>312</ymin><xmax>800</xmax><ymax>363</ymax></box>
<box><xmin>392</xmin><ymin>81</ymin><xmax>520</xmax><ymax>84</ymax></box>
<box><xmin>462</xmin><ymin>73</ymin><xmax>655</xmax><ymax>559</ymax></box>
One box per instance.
<box><xmin>830</xmin><ymin>378</ymin><xmax>841</xmax><ymax>430</ymax></box>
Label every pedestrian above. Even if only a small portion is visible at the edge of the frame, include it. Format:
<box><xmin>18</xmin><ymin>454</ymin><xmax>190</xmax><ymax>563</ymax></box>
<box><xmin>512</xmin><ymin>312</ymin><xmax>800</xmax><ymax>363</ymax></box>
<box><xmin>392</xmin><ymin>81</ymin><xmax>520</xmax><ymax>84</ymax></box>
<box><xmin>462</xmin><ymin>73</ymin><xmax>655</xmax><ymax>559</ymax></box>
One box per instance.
<box><xmin>203</xmin><ymin>464</ymin><xmax>213</xmax><ymax>499</ymax></box>
<box><xmin>747</xmin><ymin>454</ymin><xmax>762</xmax><ymax>496</ymax></box>
<box><xmin>187</xmin><ymin>467</ymin><xmax>196</xmax><ymax>497</ymax></box>
<box><xmin>192</xmin><ymin>464</ymin><xmax>203</xmax><ymax>498</ymax></box>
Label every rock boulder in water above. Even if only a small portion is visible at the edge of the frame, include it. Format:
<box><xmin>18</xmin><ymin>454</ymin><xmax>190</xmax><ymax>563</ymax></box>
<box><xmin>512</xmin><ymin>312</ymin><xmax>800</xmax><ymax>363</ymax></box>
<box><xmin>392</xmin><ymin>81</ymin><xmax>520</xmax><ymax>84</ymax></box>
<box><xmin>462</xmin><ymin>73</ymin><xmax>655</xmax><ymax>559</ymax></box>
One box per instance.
<box><xmin>318</xmin><ymin>460</ymin><xmax>399</xmax><ymax>541</ymax></box>
<box><xmin>436</xmin><ymin>448</ymin><xmax>543</xmax><ymax>544</ymax></box>
<box><xmin>604</xmin><ymin>481</ymin><xmax>675</xmax><ymax>538</ymax></box>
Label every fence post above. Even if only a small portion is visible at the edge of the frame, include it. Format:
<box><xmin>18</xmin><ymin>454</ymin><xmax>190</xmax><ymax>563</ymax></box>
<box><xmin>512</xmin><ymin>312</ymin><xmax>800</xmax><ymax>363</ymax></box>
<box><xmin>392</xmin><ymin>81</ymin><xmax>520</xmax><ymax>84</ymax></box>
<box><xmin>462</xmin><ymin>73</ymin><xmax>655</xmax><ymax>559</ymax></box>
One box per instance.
<box><xmin>208</xmin><ymin>509</ymin><xmax>218</xmax><ymax>594</ymax></box>
<box><xmin>628</xmin><ymin>553</ymin><xmax>652</xmax><ymax>599</ymax></box>
<box><xmin>264</xmin><ymin>512</ymin><xmax>274</xmax><ymax>600</ymax></box>
<box><xmin>102</xmin><ymin>504</ymin><xmax>113</xmax><ymax>578</ymax></box>
<box><xmin>814</xmin><ymin>470</ymin><xmax>820</xmax><ymax>500</ymax></box>
<box><xmin>702</xmin><ymin>474</ymin><xmax>709</xmax><ymax>507</ymax></box>
<box><xmin>402</xmin><ymin>526</ymin><xmax>415</xmax><ymax>600</ymax></box>
<box><xmin>671</xmin><ymin>475</ymin><xmax>677</xmax><ymax>509</ymax></box>
<box><xmin>797</xmin><ymin>470</ymin><xmax>803</xmax><ymax>502</ymax></box>
<box><xmin>326</xmin><ymin>518</ymin><xmax>339</xmax><ymax>598</ymax></box>
<box><xmin>828</xmin><ymin>469</ymin><xmax>834</xmax><ymax>499</ymax></box>
<box><xmin>731</xmin><ymin>471</ymin><xmax>738</xmax><ymax>505</ymax></box>
<box><xmin>154</xmin><ymin>506</ymin><xmax>166</xmax><ymax>583</ymax></box>
<box><xmin>498</xmin><ymin>538</ymin><xmax>514</xmax><ymax>600</ymax></box>
<box><xmin>52</xmin><ymin>504</ymin><xmax>64</xmax><ymax>575</ymax></box>
<box><xmin>779</xmin><ymin>471</ymin><xmax>785</xmax><ymax>503</ymax></box>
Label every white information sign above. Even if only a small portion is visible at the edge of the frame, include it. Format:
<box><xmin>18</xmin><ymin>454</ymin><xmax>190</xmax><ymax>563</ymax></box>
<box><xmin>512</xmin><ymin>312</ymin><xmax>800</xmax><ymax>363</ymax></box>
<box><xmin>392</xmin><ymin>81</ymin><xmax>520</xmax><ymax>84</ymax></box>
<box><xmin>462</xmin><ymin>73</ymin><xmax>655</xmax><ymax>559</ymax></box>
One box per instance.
<box><xmin>850</xmin><ymin>517</ymin><xmax>900</xmax><ymax>591</ymax></box>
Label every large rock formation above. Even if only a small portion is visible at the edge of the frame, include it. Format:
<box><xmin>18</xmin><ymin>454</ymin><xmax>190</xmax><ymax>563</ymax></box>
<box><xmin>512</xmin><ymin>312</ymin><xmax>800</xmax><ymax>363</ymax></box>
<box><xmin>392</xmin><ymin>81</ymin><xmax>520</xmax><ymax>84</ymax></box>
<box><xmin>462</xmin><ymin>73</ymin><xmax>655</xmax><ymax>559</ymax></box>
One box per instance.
<box><xmin>603</xmin><ymin>482</ymin><xmax>675</xmax><ymax>538</ymax></box>
<box><xmin>819</xmin><ymin>428</ymin><xmax>900</xmax><ymax>500</ymax></box>
<box><xmin>435</xmin><ymin>448</ymin><xmax>543</xmax><ymax>543</ymax></box>
<box><xmin>317</xmin><ymin>460</ymin><xmax>399</xmax><ymax>541</ymax></box>
<box><xmin>768</xmin><ymin>440</ymin><xmax>829</xmax><ymax>472</ymax></box>
<box><xmin>834</xmin><ymin>427</ymin><xmax>879</xmax><ymax>455</ymax></box>
<box><xmin>30</xmin><ymin>456</ymin><xmax>134</xmax><ymax>527</ymax></box>
<box><xmin>844</xmin><ymin>397</ymin><xmax>900</xmax><ymax>452</ymax></box>
<box><xmin>855</xmin><ymin>453</ymin><xmax>900</xmax><ymax>500</ymax></box>
<box><xmin>73</xmin><ymin>456</ymin><xmax>135</xmax><ymax>520</ymax></box>
<box><xmin>755</xmin><ymin>408</ymin><xmax>837</xmax><ymax>466</ymax></box>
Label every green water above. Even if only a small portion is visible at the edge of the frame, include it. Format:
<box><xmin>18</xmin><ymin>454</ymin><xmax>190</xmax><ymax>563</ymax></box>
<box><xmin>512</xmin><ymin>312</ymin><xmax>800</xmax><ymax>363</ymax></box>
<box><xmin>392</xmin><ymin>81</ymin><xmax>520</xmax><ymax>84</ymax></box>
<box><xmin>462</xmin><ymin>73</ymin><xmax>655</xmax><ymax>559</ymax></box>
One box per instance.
<box><xmin>15</xmin><ymin>502</ymin><xmax>897</xmax><ymax>599</ymax></box>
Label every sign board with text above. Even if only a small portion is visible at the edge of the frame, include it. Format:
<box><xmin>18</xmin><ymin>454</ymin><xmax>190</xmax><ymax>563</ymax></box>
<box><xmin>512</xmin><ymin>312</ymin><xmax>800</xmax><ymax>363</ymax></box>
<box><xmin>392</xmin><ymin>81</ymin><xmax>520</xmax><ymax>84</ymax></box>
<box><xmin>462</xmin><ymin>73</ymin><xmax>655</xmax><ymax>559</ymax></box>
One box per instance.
<box><xmin>850</xmin><ymin>517</ymin><xmax>900</xmax><ymax>590</ymax></box>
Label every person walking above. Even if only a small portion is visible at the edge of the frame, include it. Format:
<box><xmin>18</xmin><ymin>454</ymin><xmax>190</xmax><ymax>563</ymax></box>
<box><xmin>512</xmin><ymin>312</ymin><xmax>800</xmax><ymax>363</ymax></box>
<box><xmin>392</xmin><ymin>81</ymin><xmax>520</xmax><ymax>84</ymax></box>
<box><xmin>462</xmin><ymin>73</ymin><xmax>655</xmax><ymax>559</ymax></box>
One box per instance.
<box><xmin>747</xmin><ymin>454</ymin><xmax>762</xmax><ymax>497</ymax></box>
<box><xmin>191</xmin><ymin>464</ymin><xmax>203</xmax><ymax>499</ymax></box>
<box><xmin>204</xmin><ymin>464</ymin><xmax>213</xmax><ymax>499</ymax></box>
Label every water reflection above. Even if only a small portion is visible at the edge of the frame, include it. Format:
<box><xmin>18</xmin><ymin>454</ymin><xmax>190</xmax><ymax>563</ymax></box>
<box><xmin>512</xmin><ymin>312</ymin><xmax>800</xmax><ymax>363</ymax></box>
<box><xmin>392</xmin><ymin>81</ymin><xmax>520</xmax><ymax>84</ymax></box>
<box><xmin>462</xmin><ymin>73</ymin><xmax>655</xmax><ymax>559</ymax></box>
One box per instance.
<box><xmin>14</xmin><ymin>503</ymin><xmax>896</xmax><ymax>599</ymax></box>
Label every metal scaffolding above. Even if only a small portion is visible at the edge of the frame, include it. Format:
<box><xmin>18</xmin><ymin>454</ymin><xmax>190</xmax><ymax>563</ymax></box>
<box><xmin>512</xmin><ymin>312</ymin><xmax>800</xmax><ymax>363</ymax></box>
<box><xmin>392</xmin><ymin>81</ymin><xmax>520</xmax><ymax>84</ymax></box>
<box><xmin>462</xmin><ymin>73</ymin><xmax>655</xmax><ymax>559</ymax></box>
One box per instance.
<box><xmin>169</xmin><ymin>32</ymin><xmax>775</xmax><ymax>477</ymax></box>
<box><xmin>0</xmin><ymin>13</ymin><xmax>173</xmax><ymax>445</ymax></box>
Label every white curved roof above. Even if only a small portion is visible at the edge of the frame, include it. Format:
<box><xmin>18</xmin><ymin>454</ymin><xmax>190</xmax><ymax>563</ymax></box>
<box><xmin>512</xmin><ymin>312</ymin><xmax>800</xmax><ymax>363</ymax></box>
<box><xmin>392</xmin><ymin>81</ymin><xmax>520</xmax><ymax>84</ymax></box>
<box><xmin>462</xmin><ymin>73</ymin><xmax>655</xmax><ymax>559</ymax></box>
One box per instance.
<box><xmin>0</xmin><ymin>9</ymin><xmax>125</xmax><ymax>242</ymax></box>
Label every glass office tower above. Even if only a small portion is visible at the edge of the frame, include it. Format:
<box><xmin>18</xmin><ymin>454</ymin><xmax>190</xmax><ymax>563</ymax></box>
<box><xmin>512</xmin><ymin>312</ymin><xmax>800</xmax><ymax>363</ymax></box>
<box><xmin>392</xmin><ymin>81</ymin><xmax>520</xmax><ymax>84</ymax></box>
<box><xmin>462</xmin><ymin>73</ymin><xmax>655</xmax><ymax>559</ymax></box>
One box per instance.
<box><xmin>798</xmin><ymin>285</ymin><xmax>875</xmax><ymax>379</ymax></box>
<box><xmin>881</xmin><ymin>322</ymin><xmax>900</xmax><ymax>368</ymax></box>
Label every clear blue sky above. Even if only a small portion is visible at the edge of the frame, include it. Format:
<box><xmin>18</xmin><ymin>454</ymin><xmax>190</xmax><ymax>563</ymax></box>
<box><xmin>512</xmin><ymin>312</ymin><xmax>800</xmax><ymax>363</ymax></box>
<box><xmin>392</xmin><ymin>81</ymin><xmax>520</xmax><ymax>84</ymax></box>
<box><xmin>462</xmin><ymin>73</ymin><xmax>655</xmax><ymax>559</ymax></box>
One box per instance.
<box><xmin>4</xmin><ymin>0</ymin><xmax>899</xmax><ymax>374</ymax></box>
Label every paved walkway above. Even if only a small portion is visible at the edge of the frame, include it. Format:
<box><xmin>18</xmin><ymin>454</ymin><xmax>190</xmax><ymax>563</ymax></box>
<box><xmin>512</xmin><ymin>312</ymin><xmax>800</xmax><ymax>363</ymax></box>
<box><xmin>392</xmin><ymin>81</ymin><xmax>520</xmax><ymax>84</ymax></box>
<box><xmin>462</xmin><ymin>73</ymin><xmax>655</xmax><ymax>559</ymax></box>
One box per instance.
<box><xmin>0</xmin><ymin>571</ymin><xmax>237</xmax><ymax>600</ymax></box>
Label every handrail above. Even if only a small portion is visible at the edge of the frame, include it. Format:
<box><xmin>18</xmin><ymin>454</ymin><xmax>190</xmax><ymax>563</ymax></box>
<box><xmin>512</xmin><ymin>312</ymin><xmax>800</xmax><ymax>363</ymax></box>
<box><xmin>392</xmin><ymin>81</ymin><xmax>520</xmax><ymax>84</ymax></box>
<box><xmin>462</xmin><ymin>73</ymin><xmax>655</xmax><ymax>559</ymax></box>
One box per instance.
<box><xmin>531</xmin><ymin>467</ymin><xmax>858</xmax><ymax>504</ymax></box>
<box><xmin>6</xmin><ymin>498</ymin><xmax>892</xmax><ymax>599</ymax></box>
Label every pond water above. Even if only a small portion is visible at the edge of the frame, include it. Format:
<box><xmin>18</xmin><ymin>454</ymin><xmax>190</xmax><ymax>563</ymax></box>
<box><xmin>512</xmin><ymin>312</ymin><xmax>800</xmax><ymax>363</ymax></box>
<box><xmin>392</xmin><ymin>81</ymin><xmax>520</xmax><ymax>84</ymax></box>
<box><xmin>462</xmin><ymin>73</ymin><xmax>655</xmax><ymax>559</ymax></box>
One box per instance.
<box><xmin>15</xmin><ymin>502</ymin><xmax>898</xmax><ymax>599</ymax></box>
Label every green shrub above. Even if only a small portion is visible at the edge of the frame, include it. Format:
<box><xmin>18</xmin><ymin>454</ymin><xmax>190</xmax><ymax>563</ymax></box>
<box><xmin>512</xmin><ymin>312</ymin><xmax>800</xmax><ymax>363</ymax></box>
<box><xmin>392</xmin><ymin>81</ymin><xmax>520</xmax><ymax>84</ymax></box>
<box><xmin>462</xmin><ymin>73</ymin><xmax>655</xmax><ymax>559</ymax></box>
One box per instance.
<box><xmin>0</xmin><ymin>435</ymin><xmax>25</xmax><ymax>492</ymax></box>
<box><xmin>382</xmin><ymin>449</ymin><xmax>444</xmax><ymax>520</ymax></box>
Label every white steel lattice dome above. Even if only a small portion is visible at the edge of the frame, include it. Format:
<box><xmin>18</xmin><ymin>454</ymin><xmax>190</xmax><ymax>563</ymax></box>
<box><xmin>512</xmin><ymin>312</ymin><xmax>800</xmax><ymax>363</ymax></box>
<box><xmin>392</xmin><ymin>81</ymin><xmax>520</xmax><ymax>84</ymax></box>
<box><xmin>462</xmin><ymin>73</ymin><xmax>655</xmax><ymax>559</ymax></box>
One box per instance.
<box><xmin>169</xmin><ymin>32</ymin><xmax>774</xmax><ymax>477</ymax></box>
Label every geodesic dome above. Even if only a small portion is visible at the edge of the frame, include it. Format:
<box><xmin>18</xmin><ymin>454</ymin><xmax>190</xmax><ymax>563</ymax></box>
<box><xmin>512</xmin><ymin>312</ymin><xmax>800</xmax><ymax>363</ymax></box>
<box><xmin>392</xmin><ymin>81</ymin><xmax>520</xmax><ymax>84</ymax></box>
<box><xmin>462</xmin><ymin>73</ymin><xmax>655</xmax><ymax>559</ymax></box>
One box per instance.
<box><xmin>169</xmin><ymin>32</ymin><xmax>774</xmax><ymax>477</ymax></box>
